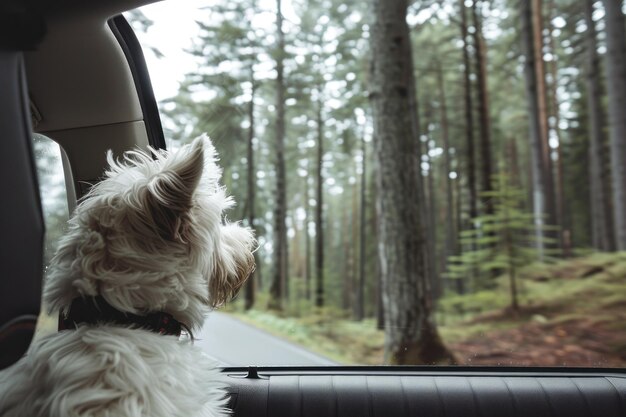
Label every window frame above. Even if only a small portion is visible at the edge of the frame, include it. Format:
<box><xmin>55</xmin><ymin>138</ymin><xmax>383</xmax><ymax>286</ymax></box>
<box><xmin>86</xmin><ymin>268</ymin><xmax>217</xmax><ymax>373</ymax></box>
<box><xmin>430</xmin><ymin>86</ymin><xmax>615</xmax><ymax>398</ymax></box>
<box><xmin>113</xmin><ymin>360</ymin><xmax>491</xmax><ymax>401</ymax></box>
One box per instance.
<box><xmin>107</xmin><ymin>14</ymin><xmax>167</xmax><ymax>150</ymax></box>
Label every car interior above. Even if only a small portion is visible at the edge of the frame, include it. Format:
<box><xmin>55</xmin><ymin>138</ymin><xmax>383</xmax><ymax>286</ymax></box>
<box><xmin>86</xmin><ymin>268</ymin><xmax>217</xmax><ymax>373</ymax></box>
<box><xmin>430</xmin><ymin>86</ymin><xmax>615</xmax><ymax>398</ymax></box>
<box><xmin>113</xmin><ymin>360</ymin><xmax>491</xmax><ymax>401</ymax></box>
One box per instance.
<box><xmin>1</xmin><ymin>0</ymin><xmax>625</xmax><ymax>416</ymax></box>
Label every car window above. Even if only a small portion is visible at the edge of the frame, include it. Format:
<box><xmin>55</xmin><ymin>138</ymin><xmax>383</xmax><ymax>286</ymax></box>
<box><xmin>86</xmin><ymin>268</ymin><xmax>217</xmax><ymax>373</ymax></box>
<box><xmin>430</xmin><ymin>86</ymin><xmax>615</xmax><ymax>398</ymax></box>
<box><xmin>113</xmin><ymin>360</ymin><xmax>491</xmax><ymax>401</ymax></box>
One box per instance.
<box><xmin>127</xmin><ymin>1</ymin><xmax>626</xmax><ymax>367</ymax></box>
<box><xmin>32</xmin><ymin>133</ymin><xmax>70</xmax><ymax>339</ymax></box>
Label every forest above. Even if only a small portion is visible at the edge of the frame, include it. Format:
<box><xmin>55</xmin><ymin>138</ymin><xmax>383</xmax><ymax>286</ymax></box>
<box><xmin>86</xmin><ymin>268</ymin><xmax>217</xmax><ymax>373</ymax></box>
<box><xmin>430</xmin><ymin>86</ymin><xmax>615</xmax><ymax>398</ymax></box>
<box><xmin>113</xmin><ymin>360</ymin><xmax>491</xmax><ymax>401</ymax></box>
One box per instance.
<box><xmin>128</xmin><ymin>0</ymin><xmax>626</xmax><ymax>366</ymax></box>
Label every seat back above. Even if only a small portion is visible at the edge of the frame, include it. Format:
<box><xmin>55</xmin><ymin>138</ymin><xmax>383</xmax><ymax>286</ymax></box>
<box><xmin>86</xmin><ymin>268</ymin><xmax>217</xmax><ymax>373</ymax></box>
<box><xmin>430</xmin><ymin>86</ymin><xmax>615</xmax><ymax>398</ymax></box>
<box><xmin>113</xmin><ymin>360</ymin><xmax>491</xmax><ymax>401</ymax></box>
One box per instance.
<box><xmin>0</xmin><ymin>1</ymin><xmax>46</xmax><ymax>370</ymax></box>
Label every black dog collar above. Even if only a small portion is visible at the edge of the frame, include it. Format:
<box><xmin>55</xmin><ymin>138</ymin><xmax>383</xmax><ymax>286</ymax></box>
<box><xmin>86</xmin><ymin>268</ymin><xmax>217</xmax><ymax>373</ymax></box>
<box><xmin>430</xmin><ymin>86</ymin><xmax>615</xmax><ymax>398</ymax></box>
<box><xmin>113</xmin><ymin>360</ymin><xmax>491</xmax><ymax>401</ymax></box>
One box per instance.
<box><xmin>59</xmin><ymin>296</ymin><xmax>189</xmax><ymax>339</ymax></box>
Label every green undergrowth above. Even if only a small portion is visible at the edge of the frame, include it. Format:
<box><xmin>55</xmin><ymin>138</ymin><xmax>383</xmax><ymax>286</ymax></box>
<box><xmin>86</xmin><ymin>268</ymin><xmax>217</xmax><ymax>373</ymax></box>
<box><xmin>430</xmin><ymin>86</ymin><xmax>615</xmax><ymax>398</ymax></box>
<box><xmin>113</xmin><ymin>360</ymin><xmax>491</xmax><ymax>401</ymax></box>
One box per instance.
<box><xmin>228</xmin><ymin>306</ymin><xmax>385</xmax><ymax>364</ymax></box>
<box><xmin>228</xmin><ymin>251</ymin><xmax>626</xmax><ymax>365</ymax></box>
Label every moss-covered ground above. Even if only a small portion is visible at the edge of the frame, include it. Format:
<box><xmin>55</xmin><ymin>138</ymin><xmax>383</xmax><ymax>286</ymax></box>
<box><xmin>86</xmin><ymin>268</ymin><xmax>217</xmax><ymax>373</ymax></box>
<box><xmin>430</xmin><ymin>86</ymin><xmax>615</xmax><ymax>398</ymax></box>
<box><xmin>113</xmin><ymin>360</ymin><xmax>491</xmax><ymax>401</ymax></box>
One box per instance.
<box><xmin>227</xmin><ymin>252</ymin><xmax>626</xmax><ymax>366</ymax></box>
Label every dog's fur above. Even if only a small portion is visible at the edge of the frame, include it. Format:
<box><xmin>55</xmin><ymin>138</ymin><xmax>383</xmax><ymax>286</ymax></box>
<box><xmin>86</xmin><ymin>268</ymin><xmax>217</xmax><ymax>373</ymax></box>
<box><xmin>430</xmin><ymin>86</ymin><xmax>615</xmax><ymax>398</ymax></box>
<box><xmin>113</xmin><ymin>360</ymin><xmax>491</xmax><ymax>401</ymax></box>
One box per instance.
<box><xmin>0</xmin><ymin>135</ymin><xmax>255</xmax><ymax>417</ymax></box>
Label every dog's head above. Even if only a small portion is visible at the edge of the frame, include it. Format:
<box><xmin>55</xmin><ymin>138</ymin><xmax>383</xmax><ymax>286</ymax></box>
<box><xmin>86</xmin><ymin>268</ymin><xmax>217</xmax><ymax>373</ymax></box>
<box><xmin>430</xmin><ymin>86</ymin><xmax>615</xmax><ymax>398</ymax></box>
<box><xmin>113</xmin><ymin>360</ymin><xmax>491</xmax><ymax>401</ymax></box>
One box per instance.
<box><xmin>44</xmin><ymin>135</ymin><xmax>256</xmax><ymax>329</ymax></box>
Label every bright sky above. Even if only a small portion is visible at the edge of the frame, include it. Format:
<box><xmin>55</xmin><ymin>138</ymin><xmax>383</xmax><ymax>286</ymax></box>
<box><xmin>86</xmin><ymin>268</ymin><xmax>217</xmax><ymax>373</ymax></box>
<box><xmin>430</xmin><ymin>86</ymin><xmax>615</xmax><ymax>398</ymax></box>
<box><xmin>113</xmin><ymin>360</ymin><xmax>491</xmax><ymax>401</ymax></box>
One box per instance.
<box><xmin>134</xmin><ymin>0</ymin><xmax>300</xmax><ymax>101</ymax></box>
<box><xmin>133</xmin><ymin>1</ymin><xmax>204</xmax><ymax>100</ymax></box>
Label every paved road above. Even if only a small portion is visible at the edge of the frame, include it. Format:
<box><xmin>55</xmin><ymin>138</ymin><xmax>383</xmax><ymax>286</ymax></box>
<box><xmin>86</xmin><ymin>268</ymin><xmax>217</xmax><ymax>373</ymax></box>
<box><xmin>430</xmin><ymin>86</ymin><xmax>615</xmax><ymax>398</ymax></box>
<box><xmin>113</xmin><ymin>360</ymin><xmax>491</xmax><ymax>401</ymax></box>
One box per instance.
<box><xmin>195</xmin><ymin>312</ymin><xmax>337</xmax><ymax>366</ymax></box>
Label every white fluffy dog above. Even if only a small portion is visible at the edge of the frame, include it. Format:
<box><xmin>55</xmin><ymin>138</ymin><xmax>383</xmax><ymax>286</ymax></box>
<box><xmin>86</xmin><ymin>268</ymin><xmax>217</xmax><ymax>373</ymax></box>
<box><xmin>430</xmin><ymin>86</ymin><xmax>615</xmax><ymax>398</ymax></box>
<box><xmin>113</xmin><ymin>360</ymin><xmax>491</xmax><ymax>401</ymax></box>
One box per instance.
<box><xmin>0</xmin><ymin>135</ymin><xmax>255</xmax><ymax>417</ymax></box>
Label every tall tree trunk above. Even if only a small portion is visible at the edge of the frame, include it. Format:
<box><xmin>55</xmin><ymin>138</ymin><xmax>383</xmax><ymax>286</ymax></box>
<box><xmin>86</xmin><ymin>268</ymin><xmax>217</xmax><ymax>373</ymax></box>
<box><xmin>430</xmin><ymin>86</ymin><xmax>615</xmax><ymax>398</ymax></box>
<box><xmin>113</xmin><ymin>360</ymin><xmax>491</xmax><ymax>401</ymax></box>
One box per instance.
<box><xmin>471</xmin><ymin>0</ymin><xmax>494</xmax><ymax>215</ymax></box>
<box><xmin>356</xmin><ymin>133</ymin><xmax>366</xmax><ymax>321</ymax></box>
<box><xmin>585</xmin><ymin>0</ymin><xmax>614</xmax><ymax>252</ymax></box>
<box><xmin>340</xmin><ymin>202</ymin><xmax>351</xmax><ymax>310</ymax></box>
<box><xmin>366</xmin><ymin>162</ymin><xmax>384</xmax><ymax>327</ymax></box>
<box><xmin>531</xmin><ymin>0</ymin><xmax>558</xmax><ymax>236</ymax></box>
<box><xmin>508</xmin><ymin>138</ymin><xmax>521</xmax><ymax>188</ymax></box>
<box><xmin>290</xmin><ymin>208</ymin><xmax>303</xmax><ymax>311</ymax></box>
<box><xmin>602</xmin><ymin>0</ymin><xmax>626</xmax><ymax>250</ymax></box>
<box><xmin>350</xmin><ymin>178</ymin><xmax>359</xmax><ymax>313</ymax></box>
<box><xmin>369</xmin><ymin>0</ymin><xmax>454</xmax><ymax>365</ymax></box>
<box><xmin>454</xmin><ymin>160</ymin><xmax>465</xmax><ymax>295</ymax></box>
<box><xmin>268</xmin><ymin>0</ymin><xmax>287</xmax><ymax>310</ymax></box>
<box><xmin>376</xmin><ymin>273</ymin><xmax>384</xmax><ymax>329</ymax></box>
<box><xmin>304</xmin><ymin>174</ymin><xmax>312</xmax><ymax>300</ymax></box>
<box><xmin>370</xmin><ymin>172</ymin><xmax>384</xmax><ymax>329</ymax></box>
<box><xmin>423</xmin><ymin>101</ymin><xmax>439</xmax><ymax>299</ymax></box>
<box><xmin>460</xmin><ymin>0</ymin><xmax>477</xmax><ymax>223</ymax></box>
<box><xmin>244</xmin><ymin>71</ymin><xmax>256</xmax><ymax>310</ymax></box>
<box><xmin>315</xmin><ymin>98</ymin><xmax>325</xmax><ymax>308</ymax></box>
<box><xmin>457</xmin><ymin>0</ymin><xmax>475</xmax><ymax>295</ymax></box>
<box><xmin>427</xmin><ymin>144</ymin><xmax>437</xmax><ymax>294</ymax></box>
<box><xmin>547</xmin><ymin>0</ymin><xmax>568</xmax><ymax>255</ymax></box>
<box><xmin>436</xmin><ymin>63</ymin><xmax>456</xmax><ymax>276</ymax></box>
<box><xmin>409</xmin><ymin>51</ymin><xmax>437</xmax><ymax>303</ymax></box>
<box><xmin>520</xmin><ymin>0</ymin><xmax>547</xmax><ymax>258</ymax></box>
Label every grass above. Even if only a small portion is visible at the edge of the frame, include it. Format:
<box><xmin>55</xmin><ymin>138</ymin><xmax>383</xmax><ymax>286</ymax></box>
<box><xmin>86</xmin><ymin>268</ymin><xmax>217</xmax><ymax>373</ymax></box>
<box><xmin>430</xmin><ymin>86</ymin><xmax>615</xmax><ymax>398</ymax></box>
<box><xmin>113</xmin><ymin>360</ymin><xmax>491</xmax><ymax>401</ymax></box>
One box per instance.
<box><xmin>227</xmin><ymin>251</ymin><xmax>626</xmax><ymax>366</ymax></box>
<box><xmin>228</xmin><ymin>306</ymin><xmax>385</xmax><ymax>364</ymax></box>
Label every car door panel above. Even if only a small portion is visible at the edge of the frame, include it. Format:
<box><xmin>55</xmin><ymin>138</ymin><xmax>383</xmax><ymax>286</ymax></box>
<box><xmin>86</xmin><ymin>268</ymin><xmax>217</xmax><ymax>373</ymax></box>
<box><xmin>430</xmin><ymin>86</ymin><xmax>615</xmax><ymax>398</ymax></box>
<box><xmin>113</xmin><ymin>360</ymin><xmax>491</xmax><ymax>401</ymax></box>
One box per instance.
<box><xmin>224</xmin><ymin>369</ymin><xmax>626</xmax><ymax>417</ymax></box>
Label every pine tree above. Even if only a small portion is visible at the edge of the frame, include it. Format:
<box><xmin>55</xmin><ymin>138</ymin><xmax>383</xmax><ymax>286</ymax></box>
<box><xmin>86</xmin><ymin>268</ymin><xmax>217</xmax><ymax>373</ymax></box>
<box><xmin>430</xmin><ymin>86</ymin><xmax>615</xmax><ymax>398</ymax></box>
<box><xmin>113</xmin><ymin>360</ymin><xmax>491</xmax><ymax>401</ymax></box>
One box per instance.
<box><xmin>602</xmin><ymin>0</ymin><xmax>626</xmax><ymax>250</ymax></box>
<box><xmin>471</xmin><ymin>0</ymin><xmax>495</xmax><ymax>215</ymax></box>
<box><xmin>447</xmin><ymin>172</ymin><xmax>554</xmax><ymax>311</ymax></box>
<box><xmin>585</xmin><ymin>0</ymin><xmax>614</xmax><ymax>252</ymax></box>
<box><xmin>520</xmin><ymin>0</ymin><xmax>549</xmax><ymax>259</ymax></box>
<box><xmin>268</xmin><ymin>0</ymin><xmax>289</xmax><ymax>311</ymax></box>
<box><xmin>369</xmin><ymin>0</ymin><xmax>454</xmax><ymax>365</ymax></box>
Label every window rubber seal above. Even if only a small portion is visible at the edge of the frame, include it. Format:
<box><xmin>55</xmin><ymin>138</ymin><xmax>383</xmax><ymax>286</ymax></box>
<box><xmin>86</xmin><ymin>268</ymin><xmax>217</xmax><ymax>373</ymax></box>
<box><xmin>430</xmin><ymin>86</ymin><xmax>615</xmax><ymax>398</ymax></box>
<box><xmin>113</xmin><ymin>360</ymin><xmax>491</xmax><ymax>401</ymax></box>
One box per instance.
<box><xmin>221</xmin><ymin>365</ymin><xmax>626</xmax><ymax>378</ymax></box>
<box><xmin>107</xmin><ymin>14</ymin><xmax>166</xmax><ymax>150</ymax></box>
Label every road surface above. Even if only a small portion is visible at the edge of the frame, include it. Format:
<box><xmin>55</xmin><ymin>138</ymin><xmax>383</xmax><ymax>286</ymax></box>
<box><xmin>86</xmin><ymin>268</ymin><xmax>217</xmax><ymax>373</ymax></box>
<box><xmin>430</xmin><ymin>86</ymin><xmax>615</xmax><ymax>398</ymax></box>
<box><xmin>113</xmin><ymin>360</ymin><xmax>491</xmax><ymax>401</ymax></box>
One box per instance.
<box><xmin>195</xmin><ymin>312</ymin><xmax>337</xmax><ymax>366</ymax></box>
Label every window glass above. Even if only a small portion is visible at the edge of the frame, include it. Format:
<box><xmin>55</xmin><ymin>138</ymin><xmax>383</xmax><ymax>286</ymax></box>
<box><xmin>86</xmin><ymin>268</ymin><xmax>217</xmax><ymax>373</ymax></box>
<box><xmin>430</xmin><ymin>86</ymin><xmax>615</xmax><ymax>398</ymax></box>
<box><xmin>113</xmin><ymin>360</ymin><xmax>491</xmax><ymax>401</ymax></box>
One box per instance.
<box><xmin>129</xmin><ymin>1</ymin><xmax>626</xmax><ymax>367</ymax></box>
<box><xmin>32</xmin><ymin>134</ymin><xmax>70</xmax><ymax>339</ymax></box>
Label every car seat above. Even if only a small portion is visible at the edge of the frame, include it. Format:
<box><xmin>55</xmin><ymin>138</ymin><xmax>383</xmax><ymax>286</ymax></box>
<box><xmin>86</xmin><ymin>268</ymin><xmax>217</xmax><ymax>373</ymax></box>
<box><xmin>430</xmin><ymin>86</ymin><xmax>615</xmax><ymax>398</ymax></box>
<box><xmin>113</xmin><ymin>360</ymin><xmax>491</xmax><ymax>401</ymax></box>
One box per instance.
<box><xmin>0</xmin><ymin>0</ymin><xmax>46</xmax><ymax>370</ymax></box>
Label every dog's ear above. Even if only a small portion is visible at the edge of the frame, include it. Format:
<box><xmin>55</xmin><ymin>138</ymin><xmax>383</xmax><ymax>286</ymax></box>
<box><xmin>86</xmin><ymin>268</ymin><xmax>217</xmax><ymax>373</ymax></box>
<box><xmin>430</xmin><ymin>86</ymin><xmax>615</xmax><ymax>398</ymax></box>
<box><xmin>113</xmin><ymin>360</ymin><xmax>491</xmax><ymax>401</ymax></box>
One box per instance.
<box><xmin>144</xmin><ymin>138</ymin><xmax>205</xmax><ymax>242</ymax></box>
<box><xmin>209</xmin><ymin>224</ymin><xmax>256</xmax><ymax>308</ymax></box>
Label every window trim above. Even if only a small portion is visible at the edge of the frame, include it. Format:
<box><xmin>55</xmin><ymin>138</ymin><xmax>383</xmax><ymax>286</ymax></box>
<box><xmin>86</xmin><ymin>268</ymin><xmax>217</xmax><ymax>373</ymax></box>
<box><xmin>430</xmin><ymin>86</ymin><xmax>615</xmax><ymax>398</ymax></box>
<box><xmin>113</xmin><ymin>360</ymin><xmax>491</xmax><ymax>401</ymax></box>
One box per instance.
<box><xmin>222</xmin><ymin>365</ymin><xmax>626</xmax><ymax>377</ymax></box>
<box><xmin>107</xmin><ymin>14</ymin><xmax>166</xmax><ymax>150</ymax></box>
